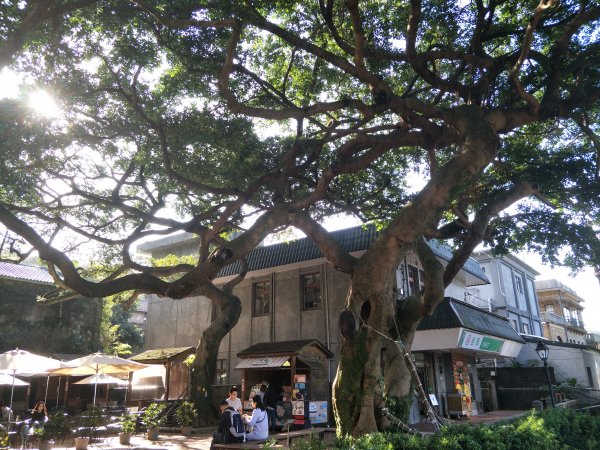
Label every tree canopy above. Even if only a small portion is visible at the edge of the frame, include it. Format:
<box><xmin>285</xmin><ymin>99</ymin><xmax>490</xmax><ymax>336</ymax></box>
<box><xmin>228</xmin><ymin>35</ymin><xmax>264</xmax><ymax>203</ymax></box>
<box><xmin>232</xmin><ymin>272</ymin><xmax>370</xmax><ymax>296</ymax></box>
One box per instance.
<box><xmin>0</xmin><ymin>0</ymin><xmax>599</xmax><ymax>434</ymax></box>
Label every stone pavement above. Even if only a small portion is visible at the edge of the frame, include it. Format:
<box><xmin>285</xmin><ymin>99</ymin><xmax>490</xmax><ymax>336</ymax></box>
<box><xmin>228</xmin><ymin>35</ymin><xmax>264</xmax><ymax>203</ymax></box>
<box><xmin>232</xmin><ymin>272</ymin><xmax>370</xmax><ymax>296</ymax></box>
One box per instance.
<box><xmin>46</xmin><ymin>432</ymin><xmax>215</xmax><ymax>450</ymax></box>
<box><xmin>44</xmin><ymin>411</ymin><xmax>528</xmax><ymax>450</ymax></box>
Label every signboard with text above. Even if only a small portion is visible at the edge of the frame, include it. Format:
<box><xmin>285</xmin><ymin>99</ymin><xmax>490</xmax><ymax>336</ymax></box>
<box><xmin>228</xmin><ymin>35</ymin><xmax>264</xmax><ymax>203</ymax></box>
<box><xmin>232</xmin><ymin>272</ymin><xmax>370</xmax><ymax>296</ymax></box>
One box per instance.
<box><xmin>458</xmin><ymin>330</ymin><xmax>504</xmax><ymax>353</ymax></box>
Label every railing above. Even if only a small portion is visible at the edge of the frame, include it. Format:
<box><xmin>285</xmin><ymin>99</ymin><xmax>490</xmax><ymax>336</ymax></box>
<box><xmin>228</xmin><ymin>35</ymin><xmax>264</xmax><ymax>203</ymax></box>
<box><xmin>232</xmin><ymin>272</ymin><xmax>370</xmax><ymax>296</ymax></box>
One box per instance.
<box><xmin>567</xmin><ymin>317</ymin><xmax>585</xmax><ymax>330</ymax></box>
<box><xmin>541</xmin><ymin>311</ymin><xmax>566</xmax><ymax>325</ymax></box>
<box><xmin>463</xmin><ymin>292</ymin><xmax>492</xmax><ymax>311</ymax></box>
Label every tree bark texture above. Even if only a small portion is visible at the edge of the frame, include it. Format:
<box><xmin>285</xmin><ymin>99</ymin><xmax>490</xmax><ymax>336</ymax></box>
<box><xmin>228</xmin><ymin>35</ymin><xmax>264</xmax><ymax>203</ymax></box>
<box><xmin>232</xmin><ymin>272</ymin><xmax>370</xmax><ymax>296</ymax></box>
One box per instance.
<box><xmin>190</xmin><ymin>294</ymin><xmax>242</xmax><ymax>426</ymax></box>
<box><xmin>333</xmin><ymin>110</ymin><xmax>500</xmax><ymax>435</ymax></box>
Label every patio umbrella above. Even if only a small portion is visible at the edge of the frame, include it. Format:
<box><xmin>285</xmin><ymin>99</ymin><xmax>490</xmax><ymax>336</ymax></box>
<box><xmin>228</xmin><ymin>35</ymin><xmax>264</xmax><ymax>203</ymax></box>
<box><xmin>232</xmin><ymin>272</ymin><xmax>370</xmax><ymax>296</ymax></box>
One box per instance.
<box><xmin>51</xmin><ymin>352</ymin><xmax>148</xmax><ymax>405</ymax></box>
<box><xmin>0</xmin><ymin>348</ymin><xmax>66</xmax><ymax>410</ymax></box>
<box><xmin>0</xmin><ymin>373</ymin><xmax>29</xmax><ymax>386</ymax></box>
<box><xmin>74</xmin><ymin>374</ymin><xmax>128</xmax><ymax>386</ymax></box>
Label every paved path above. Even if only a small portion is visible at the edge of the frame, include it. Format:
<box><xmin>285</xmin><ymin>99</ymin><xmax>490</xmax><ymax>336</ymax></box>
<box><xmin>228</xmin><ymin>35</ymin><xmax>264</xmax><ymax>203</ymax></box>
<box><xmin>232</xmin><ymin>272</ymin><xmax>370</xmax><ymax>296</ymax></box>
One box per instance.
<box><xmin>43</xmin><ymin>411</ymin><xmax>528</xmax><ymax>450</ymax></box>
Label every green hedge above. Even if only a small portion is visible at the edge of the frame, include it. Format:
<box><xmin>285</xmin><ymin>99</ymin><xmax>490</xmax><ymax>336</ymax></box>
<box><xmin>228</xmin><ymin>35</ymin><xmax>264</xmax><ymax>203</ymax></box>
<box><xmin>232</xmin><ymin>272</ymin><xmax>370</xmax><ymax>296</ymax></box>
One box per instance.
<box><xmin>287</xmin><ymin>408</ymin><xmax>600</xmax><ymax>450</ymax></box>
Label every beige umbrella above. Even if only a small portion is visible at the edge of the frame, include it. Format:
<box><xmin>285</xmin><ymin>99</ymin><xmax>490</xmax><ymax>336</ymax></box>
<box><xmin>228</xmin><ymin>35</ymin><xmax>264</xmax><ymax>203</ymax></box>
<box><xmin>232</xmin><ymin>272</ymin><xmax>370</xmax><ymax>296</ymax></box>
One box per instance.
<box><xmin>52</xmin><ymin>352</ymin><xmax>148</xmax><ymax>404</ymax></box>
<box><xmin>74</xmin><ymin>374</ymin><xmax>128</xmax><ymax>386</ymax></box>
<box><xmin>0</xmin><ymin>348</ymin><xmax>66</xmax><ymax>410</ymax></box>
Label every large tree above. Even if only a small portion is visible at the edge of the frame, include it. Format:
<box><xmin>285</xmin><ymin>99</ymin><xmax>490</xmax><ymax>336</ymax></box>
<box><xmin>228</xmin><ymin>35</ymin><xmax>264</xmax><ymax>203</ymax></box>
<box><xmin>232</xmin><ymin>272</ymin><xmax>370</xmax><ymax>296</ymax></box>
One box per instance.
<box><xmin>1</xmin><ymin>0</ymin><xmax>599</xmax><ymax>434</ymax></box>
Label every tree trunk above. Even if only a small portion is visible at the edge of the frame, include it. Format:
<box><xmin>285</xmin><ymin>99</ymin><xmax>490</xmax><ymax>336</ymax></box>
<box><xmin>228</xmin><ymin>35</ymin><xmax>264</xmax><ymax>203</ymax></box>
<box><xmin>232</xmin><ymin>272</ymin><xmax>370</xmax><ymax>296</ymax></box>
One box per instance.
<box><xmin>191</xmin><ymin>295</ymin><xmax>242</xmax><ymax>426</ymax></box>
<box><xmin>333</xmin><ymin>263</ymin><xmax>397</xmax><ymax>436</ymax></box>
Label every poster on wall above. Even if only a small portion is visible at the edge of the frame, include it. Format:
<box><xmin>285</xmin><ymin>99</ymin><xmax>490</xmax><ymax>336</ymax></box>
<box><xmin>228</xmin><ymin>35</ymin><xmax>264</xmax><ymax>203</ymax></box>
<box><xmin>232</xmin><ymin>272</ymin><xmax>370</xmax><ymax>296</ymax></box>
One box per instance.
<box><xmin>308</xmin><ymin>401</ymin><xmax>328</xmax><ymax>424</ymax></box>
<box><xmin>275</xmin><ymin>401</ymin><xmax>293</xmax><ymax>427</ymax></box>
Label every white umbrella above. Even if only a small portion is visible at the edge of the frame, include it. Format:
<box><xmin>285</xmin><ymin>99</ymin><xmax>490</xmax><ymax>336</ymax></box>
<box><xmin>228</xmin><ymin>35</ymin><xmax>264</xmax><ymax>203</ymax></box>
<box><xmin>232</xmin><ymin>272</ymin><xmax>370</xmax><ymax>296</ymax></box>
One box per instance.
<box><xmin>0</xmin><ymin>373</ymin><xmax>29</xmax><ymax>386</ymax></box>
<box><xmin>52</xmin><ymin>352</ymin><xmax>148</xmax><ymax>405</ymax></box>
<box><xmin>0</xmin><ymin>348</ymin><xmax>66</xmax><ymax>410</ymax></box>
<box><xmin>74</xmin><ymin>374</ymin><xmax>128</xmax><ymax>386</ymax></box>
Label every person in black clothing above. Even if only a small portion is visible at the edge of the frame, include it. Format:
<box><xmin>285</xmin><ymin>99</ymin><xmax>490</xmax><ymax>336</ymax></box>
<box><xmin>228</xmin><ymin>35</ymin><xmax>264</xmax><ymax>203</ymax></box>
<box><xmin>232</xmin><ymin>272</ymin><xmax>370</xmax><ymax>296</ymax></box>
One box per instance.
<box><xmin>210</xmin><ymin>400</ymin><xmax>243</xmax><ymax>449</ymax></box>
<box><xmin>263</xmin><ymin>384</ymin><xmax>280</xmax><ymax>433</ymax></box>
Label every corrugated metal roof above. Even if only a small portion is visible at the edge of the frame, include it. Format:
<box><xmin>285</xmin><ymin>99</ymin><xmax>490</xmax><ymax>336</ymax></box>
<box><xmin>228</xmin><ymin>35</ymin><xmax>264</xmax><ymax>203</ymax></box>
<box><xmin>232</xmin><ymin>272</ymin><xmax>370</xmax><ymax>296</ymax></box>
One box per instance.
<box><xmin>131</xmin><ymin>346</ymin><xmax>195</xmax><ymax>363</ymax></box>
<box><xmin>237</xmin><ymin>339</ymin><xmax>333</xmax><ymax>358</ymax></box>
<box><xmin>417</xmin><ymin>297</ymin><xmax>525</xmax><ymax>343</ymax></box>
<box><xmin>0</xmin><ymin>262</ymin><xmax>53</xmax><ymax>284</ymax></box>
<box><xmin>217</xmin><ymin>225</ymin><xmax>489</xmax><ymax>283</ymax></box>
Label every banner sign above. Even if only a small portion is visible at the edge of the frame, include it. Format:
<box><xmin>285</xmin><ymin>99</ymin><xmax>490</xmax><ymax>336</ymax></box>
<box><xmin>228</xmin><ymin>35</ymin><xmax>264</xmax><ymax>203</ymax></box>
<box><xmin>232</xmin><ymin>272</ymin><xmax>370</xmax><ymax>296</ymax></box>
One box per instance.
<box><xmin>458</xmin><ymin>330</ymin><xmax>504</xmax><ymax>353</ymax></box>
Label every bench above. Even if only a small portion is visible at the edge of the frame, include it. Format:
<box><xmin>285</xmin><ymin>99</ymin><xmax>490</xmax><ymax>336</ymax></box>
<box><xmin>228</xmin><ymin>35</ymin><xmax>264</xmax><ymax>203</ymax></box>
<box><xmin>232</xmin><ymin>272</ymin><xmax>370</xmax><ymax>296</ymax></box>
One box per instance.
<box><xmin>212</xmin><ymin>427</ymin><xmax>336</xmax><ymax>449</ymax></box>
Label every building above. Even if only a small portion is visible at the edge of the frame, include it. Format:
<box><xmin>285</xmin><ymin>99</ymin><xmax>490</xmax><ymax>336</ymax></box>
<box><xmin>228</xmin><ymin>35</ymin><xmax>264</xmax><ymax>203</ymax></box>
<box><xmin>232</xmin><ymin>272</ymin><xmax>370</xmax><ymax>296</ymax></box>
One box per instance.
<box><xmin>469</xmin><ymin>252</ymin><xmax>543</xmax><ymax>337</ymax></box>
<box><xmin>535</xmin><ymin>279</ymin><xmax>587</xmax><ymax>344</ymax></box>
<box><xmin>0</xmin><ymin>261</ymin><xmax>102</xmax><ymax>354</ymax></box>
<box><xmin>139</xmin><ymin>225</ymin><xmax>525</xmax><ymax>422</ymax></box>
<box><xmin>0</xmin><ymin>261</ymin><xmax>102</xmax><ymax>409</ymax></box>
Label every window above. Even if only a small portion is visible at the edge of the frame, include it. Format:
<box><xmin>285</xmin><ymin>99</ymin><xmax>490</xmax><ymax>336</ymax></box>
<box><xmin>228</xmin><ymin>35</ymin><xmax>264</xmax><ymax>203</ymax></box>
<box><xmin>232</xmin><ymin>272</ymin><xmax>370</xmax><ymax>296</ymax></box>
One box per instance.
<box><xmin>545</xmin><ymin>304</ymin><xmax>554</xmax><ymax>314</ymax></box>
<box><xmin>214</xmin><ymin>359</ymin><xmax>227</xmax><ymax>385</ymax></box>
<box><xmin>253</xmin><ymin>280</ymin><xmax>271</xmax><ymax>316</ymax></box>
<box><xmin>514</xmin><ymin>275</ymin><xmax>523</xmax><ymax>294</ymax></box>
<box><xmin>521</xmin><ymin>323</ymin><xmax>530</xmax><ymax>334</ymax></box>
<box><xmin>408</xmin><ymin>265</ymin><xmax>425</xmax><ymax>296</ymax></box>
<box><xmin>512</xmin><ymin>319</ymin><xmax>518</xmax><ymax>330</ymax></box>
<box><xmin>302</xmin><ymin>272</ymin><xmax>322</xmax><ymax>310</ymax></box>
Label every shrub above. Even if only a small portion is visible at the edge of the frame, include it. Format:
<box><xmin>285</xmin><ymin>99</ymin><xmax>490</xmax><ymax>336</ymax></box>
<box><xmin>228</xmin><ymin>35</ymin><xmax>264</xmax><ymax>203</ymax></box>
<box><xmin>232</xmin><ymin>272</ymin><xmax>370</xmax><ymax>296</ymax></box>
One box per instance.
<box><xmin>142</xmin><ymin>402</ymin><xmax>166</xmax><ymax>430</ymax></box>
<box><xmin>175</xmin><ymin>401</ymin><xmax>197</xmax><ymax>427</ymax></box>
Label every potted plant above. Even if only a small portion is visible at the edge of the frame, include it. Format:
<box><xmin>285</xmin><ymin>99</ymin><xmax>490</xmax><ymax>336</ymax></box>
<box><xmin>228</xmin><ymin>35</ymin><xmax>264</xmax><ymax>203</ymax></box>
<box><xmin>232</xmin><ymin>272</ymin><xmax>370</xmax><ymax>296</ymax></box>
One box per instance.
<box><xmin>34</xmin><ymin>412</ymin><xmax>66</xmax><ymax>450</ymax></box>
<box><xmin>141</xmin><ymin>402</ymin><xmax>165</xmax><ymax>441</ymax></box>
<box><xmin>118</xmin><ymin>413</ymin><xmax>136</xmax><ymax>445</ymax></box>
<box><xmin>74</xmin><ymin>407</ymin><xmax>103</xmax><ymax>450</ymax></box>
<box><xmin>175</xmin><ymin>401</ymin><xmax>197</xmax><ymax>436</ymax></box>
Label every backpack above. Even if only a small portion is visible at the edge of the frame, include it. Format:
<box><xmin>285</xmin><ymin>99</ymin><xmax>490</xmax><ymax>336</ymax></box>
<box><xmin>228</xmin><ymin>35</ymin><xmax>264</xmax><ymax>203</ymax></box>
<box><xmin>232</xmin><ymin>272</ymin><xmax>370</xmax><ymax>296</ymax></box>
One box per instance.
<box><xmin>229</xmin><ymin>410</ymin><xmax>246</xmax><ymax>438</ymax></box>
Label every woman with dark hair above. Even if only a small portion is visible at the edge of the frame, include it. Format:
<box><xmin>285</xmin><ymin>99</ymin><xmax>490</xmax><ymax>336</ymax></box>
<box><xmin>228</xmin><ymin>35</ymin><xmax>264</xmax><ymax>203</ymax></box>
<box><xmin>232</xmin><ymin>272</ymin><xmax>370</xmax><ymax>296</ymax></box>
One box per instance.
<box><xmin>242</xmin><ymin>395</ymin><xmax>268</xmax><ymax>441</ymax></box>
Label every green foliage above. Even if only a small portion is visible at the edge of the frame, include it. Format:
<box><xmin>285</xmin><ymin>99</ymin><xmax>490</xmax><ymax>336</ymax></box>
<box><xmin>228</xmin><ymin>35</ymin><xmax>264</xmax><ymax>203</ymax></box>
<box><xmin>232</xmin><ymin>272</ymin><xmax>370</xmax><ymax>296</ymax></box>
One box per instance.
<box><xmin>119</xmin><ymin>413</ymin><xmax>137</xmax><ymax>434</ymax></box>
<box><xmin>286</xmin><ymin>409</ymin><xmax>600</xmax><ymax>449</ymax></box>
<box><xmin>142</xmin><ymin>403</ymin><xmax>166</xmax><ymax>430</ymax></box>
<box><xmin>32</xmin><ymin>412</ymin><xmax>67</xmax><ymax>442</ymax></box>
<box><xmin>175</xmin><ymin>401</ymin><xmax>197</xmax><ymax>427</ymax></box>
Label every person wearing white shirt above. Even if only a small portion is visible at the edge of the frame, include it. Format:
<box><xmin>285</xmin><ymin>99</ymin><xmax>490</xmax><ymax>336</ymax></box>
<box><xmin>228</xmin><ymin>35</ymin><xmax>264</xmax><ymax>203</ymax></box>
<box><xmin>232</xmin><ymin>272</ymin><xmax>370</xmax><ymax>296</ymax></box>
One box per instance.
<box><xmin>243</xmin><ymin>395</ymin><xmax>269</xmax><ymax>441</ymax></box>
<box><xmin>225</xmin><ymin>386</ymin><xmax>243</xmax><ymax>414</ymax></box>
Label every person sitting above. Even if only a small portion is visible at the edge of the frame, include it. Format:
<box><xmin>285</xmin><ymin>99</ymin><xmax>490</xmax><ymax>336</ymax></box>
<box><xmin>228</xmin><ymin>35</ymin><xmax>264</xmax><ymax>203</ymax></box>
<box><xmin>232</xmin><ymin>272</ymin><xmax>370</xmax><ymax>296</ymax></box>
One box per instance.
<box><xmin>31</xmin><ymin>401</ymin><xmax>47</xmax><ymax>424</ymax></box>
<box><xmin>210</xmin><ymin>400</ymin><xmax>244</xmax><ymax>450</ymax></box>
<box><xmin>243</xmin><ymin>395</ymin><xmax>268</xmax><ymax>441</ymax></box>
<box><xmin>225</xmin><ymin>386</ymin><xmax>243</xmax><ymax>415</ymax></box>
<box><xmin>0</xmin><ymin>401</ymin><xmax>13</xmax><ymax>422</ymax></box>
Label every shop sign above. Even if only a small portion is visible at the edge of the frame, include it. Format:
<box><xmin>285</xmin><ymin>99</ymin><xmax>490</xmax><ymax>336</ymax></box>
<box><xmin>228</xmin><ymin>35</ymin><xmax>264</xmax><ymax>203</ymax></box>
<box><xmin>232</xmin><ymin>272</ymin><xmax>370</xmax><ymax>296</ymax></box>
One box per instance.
<box><xmin>458</xmin><ymin>330</ymin><xmax>504</xmax><ymax>353</ymax></box>
<box><xmin>252</xmin><ymin>357</ymin><xmax>273</xmax><ymax>366</ymax></box>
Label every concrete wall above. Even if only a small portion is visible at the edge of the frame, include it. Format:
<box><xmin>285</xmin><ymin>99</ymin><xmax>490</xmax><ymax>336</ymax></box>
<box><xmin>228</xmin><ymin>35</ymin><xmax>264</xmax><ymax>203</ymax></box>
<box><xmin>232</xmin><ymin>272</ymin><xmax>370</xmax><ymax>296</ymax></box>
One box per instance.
<box><xmin>518</xmin><ymin>340</ymin><xmax>600</xmax><ymax>388</ymax></box>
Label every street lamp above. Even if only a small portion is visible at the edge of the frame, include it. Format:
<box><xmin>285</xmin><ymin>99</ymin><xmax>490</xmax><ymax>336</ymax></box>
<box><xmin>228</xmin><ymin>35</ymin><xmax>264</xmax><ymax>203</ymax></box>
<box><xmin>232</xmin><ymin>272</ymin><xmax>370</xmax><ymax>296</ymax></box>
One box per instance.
<box><xmin>535</xmin><ymin>341</ymin><xmax>556</xmax><ymax>408</ymax></box>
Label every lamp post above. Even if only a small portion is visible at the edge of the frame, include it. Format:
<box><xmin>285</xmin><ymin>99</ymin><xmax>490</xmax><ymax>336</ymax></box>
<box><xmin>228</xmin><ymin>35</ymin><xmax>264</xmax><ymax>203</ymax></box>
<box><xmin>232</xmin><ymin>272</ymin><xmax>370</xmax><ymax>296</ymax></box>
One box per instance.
<box><xmin>535</xmin><ymin>341</ymin><xmax>556</xmax><ymax>408</ymax></box>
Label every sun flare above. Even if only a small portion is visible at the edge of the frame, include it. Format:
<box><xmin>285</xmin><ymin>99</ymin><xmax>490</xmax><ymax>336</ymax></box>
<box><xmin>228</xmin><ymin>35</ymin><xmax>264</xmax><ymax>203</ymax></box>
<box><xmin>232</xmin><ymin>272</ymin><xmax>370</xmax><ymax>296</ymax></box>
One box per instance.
<box><xmin>27</xmin><ymin>90</ymin><xmax>61</xmax><ymax>118</ymax></box>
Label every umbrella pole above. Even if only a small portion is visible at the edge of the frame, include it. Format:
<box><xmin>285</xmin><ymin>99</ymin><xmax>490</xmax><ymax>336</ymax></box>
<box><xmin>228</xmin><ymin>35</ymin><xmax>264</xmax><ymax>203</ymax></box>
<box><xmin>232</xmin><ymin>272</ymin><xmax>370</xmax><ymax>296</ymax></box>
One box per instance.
<box><xmin>93</xmin><ymin>367</ymin><xmax>98</xmax><ymax>406</ymax></box>
<box><xmin>44</xmin><ymin>375</ymin><xmax>50</xmax><ymax>405</ymax></box>
<box><xmin>9</xmin><ymin>369</ymin><xmax>15</xmax><ymax>411</ymax></box>
<box><xmin>56</xmin><ymin>377</ymin><xmax>61</xmax><ymax>410</ymax></box>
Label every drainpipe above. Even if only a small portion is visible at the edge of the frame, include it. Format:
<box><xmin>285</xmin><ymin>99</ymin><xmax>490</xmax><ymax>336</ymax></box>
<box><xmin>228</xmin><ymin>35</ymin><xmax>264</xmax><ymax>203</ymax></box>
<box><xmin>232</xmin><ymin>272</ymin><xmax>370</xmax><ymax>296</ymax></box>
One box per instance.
<box><xmin>323</xmin><ymin>264</ymin><xmax>331</xmax><ymax>383</ymax></box>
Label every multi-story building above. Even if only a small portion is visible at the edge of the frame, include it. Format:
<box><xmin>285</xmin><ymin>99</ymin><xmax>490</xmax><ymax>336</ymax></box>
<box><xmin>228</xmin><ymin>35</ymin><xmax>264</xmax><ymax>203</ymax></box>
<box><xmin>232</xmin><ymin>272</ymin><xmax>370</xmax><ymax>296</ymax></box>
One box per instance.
<box><xmin>468</xmin><ymin>252</ymin><xmax>543</xmax><ymax>337</ymax></box>
<box><xmin>138</xmin><ymin>225</ymin><xmax>525</xmax><ymax>421</ymax></box>
<box><xmin>535</xmin><ymin>279</ymin><xmax>587</xmax><ymax>344</ymax></box>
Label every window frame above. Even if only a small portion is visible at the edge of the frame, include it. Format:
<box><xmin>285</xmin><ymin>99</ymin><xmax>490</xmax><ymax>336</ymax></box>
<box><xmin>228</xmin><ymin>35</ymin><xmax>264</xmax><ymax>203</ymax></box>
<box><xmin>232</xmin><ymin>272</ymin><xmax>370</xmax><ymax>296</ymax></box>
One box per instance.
<box><xmin>213</xmin><ymin>358</ymin><xmax>228</xmax><ymax>385</ymax></box>
<box><xmin>301</xmin><ymin>272</ymin><xmax>322</xmax><ymax>311</ymax></box>
<box><xmin>252</xmin><ymin>279</ymin><xmax>272</xmax><ymax>317</ymax></box>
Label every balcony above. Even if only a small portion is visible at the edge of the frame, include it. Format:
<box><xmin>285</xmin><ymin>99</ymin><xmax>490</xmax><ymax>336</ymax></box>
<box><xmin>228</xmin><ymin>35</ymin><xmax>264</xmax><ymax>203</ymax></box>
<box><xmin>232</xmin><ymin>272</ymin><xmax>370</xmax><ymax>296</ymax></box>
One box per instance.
<box><xmin>567</xmin><ymin>317</ymin><xmax>585</xmax><ymax>330</ymax></box>
<box><xmin>541</xmin><ymin>311</ymin><xmax>566</xmax><ymax>326</ymax></box>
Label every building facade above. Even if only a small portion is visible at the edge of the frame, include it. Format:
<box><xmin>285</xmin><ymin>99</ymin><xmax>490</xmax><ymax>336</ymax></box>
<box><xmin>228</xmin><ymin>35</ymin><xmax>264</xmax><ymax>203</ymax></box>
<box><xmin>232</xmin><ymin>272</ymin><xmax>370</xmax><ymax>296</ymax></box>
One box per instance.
<box><xmin>469</xmin><ymin>252</ymin><xmax>543</xmax><ymax>337</ymax></box>
<box><xmin>139</xmin><ymin>226</ymin><xmax>525</xmax><ymax>421</ymax></box>
<box><xmin>535</xmin><ymin>279</ymin><xmax>587</xmax><ymax>344</ymax></box>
